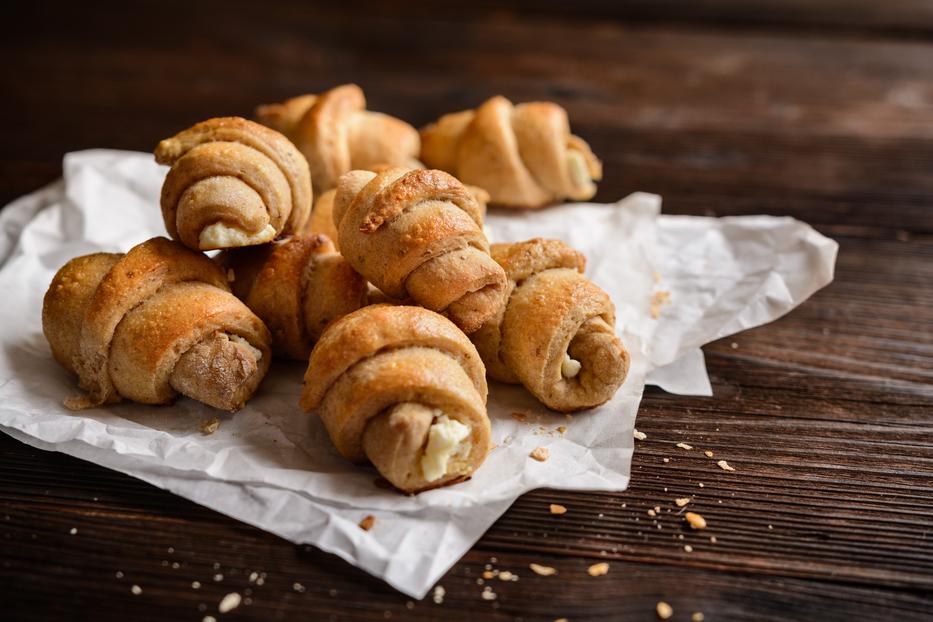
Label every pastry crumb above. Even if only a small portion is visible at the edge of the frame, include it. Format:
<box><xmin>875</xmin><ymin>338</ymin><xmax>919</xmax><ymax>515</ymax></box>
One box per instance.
<box><xmin>530</xmin><ymin>447</ymin><xmax>550</xmax><ymax>462</ymax></box>
<box><xmin>676</xmin><ymin>442</ymin><xmax>693</xmax><ymax>450</ymax></box>
<box><xmin>218</xmin><ymin>593</ymin><xmax>241</xmax><ymax>613</ymax></box>
<box><xmin>675</xmin><ymin>498</ymin><xmax>690</xmax><ymax>507</ymax></box>
<box><xmin>557</xmin><ymin>425</ymin><xmax>567</xmax><ymax>435</ymax></box>
<box><xmin>704</xmin><ymin>450</ymin><xmax>714</xmax><ymax>458</ymax></box>
<box><xmin>131</xmin><ymin>585</ymin><xmax>142</xmax><ymax>595</ymax></box>
<box><xmin>587</xmin><ymin>562</ymin><xmax>609</xmax><ymax>577</ymax></box>
<box><xmin>647</xmin><ymin>509</ymin><xmax>657</xmax><ymax>517</ymax></box>
<box><xmin>550</xmin><ymin>504</ymin><xmax>567</xmax><ymax>515</ymax></box>
<box><xmin>432</xmin><ymin>585</ymin><xmax>445</xmax><ymax>604</ymax></box>
<box><xmin>200</xmin><ymin>417</ymin><xmax>220</xmax><ymax>435</ymax></box>
<box><xmin>498</xmin><ymin>571</ymin><xmax>515</xmax><ymax>581</ymax></box>
<box><xmin>685</xmin><ymin>512</ymin><xmax>707</xmax><ymax>529</ymax></box>
<box><xmin>292</xmin><ymin>582</ymin><xmax>306</xmax><ymax>593</ymax></box>
<box><xmin>692</xmin><ymin>613</ymin><xmax>705</xmax><ymax>621</ymax></box>
<box><xmin>634</xmin><ymin>429</ymin><xmax>647</xmax><ymax>441</ymax></box>
<box><xmin>650</xmin><ymin>290</ymin><xmax>672</xmax><ymax>318</ymax></box>
<box><xmin>684</xmin><ymin>544</ymin><xmax>693</xmax><ymax>553</ymax></box>
<box><xmin>656</xmin><ymin>601</ymin><xmax>673</xmax><ymax>619</ymax></box>
<box><xmin>359</xmin><ymin>515</ymin><xmax>375</xmax><ymax>531</ymax></box>
<box><xmin>529</xmin><ymin>563</ymin><xmax>557</xmax><ymax>576</ymax></box>
<box><xmin>717</xmin><ymin>460</ymin><xmax>735</xmax><ymax>471</ymax></box>
<box><xmin>481</xmin><ymin>586</ymin><xmax>497</xmax><ymax>601</ymax></box>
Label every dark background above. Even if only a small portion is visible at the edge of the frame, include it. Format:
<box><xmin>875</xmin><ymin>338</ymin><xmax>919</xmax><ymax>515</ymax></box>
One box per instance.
<box><xmin>2</xmin><ymin>1</ymin><xmax>932</xmax><ymax>620</ymax></box>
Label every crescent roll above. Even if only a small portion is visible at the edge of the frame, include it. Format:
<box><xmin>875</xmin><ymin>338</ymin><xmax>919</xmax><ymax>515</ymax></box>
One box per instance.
<box><xmin>331</xmin><ymin>167</ymin><xmax>507</xmax><ymax>333</ymax></box>
<box><xmin>216</xmin><ymin>234</ymin><xmax>367</xmax><ymax>360</ymax></box>
<box><xmin>420</xmin><ymin>95</ymin><xmax>602</xmax><ymax>209</ymax></box>
<box><xmin>155</xmin><ymin>117</ymin><xmax>312</xmax><ymax>251</ymax></box>
<box><xmin>42</xmin><ymin>237</ymin><xmax>272</xmax><ymax>411</ymax></box>
<box><xmin>300</xmin><ymin>305</ymin><xmax>492</xmax><ymax>493</ymax></box>
<box><xmin>472</xmin><ymin>239</ymin><xmax>629</xmax><ymax>412</ymax></box>
<box><xmin>256</xmin><ymin>84</ymin><xmax>422</xmax><ymax>194</ymax></box>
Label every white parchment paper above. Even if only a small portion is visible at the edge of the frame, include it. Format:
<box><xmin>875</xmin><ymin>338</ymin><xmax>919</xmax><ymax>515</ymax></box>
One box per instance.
<box><xmin>0</xmin><ymin>150</ymin><xmax>838</xmax><ymax>598</ymax></box>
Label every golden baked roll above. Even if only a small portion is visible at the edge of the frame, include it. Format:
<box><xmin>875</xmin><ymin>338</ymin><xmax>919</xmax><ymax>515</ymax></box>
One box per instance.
<box><xmin>472</xmin><ymin>239</ymin><xmax>629</xmax><ymax>412</ymax></box>
<box><xmin>155</xmin><ymin>117</ymin><xmax>312</xmax><ymax>251</ymax></box>
<box><xmin>42</xmin><ymin>237</ymin><xmax>272</xmax><ymax>411</ymax></box>
<box><xmin>420</xmin><ymin>95</ymin><xmax>602</xmax><ymax>209</ymax></box>
<box><xmin>300</xmin><ymin>305</ymin><xmax>491</xmax><ymax>493</ymax></box>
<box><xmin>215</xmin><ymin>234</ymin><xmax>367</xmax><ymax>360</ymax></box>
<box><xmin>256</xmin><ymin>84</ymin><xmax>421</xmax><ymax>194</ymax></box>
<box><xmin>331</xmin><ymin>166</ymin><xmax>507</xmax><ymax>334</ymax></box>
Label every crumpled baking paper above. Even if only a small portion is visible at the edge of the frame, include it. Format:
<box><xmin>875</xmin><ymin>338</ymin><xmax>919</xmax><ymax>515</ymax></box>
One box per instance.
<box><xmin>0</xmin><ymin>150</ymin><xmax>837</xmax><ymax>598</ymax></box>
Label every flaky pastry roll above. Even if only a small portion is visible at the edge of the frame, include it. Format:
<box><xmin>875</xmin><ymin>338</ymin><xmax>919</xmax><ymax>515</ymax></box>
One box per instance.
<box><xmin>472</xmin><ymin>239</ymin><xmax>629</xmax><ymax>412</ymax></box>
<box><xmin>216</xmin><ymin>234</ymin><xmax>367</xmax><ymax>360</ymax></box>
<box><xmin>42</xmin><ymin>237</ymin><xmax>272</xmax><ymax>411</ymax></box>
<box><xmin>155</xmin><ymin>117</ymin><xmax>312</xmax><ymax>250</ymax></box>
<box><xmin>420</xmin><ymin>95</ymin><xmax>602</xmax><ymax>209</ymax></box>
<box><xmin>331</xmin><ymin>167</ymin><xmax>506</xmax><ymax>333</ymax></box>
<box><xmin>300</xmin><ymin>305</ymin><xmax>491</xmax><ymax>493</ymax></box>
<box><xmin>256</xmin><ymin>84</ymin><xmax>421</xmax><ymax>194</ymax></box>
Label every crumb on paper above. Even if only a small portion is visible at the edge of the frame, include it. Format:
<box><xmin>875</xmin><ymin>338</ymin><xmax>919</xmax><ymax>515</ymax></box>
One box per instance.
<box><xmin>684</xmin><ymin>544</ymin><xmax>693</xmax><ymax>553</ymax></box>
<box><xmin>550</xmin><ymin>504</ymin><xmax>567</xmax><ymax>515</ymax></box>
<box><xmin>200</xmin><ymin>417</ymin><xmax>220</xmax><ymax>435</ymax></box>
<box><xmin>650</xmin><ymin>290</ymin><xmax>672</xmax><ymax>319</ymax></box>
<box><xmin>131</xmin><ymin>585</ymin><xmax>142</xmax><ymax>595</ymax></box>
<box><xmin>557</xmin><ymin>425</ymin><xmax>567</xmax><ymax>435</ymax></box>
<box><xmin>693</xmin><ymin>613</ymin><xmax>705</xmax><ymax>621</ymax></box>
<box><xmin>676</xmin><ymin>442</ymin><xmax>693</xmax><ymax>450</ymax></box>
<box><xmin>359</xmin><ymin>515</ymin><xmax>375</xmax><ymax>531</ymax></box>
<box><xmin>685</xmin><ymin>512</ymin><xmax>707</xmax><ymax>529</ymax></box>
<box><xmin>587</xmin><ymin>562</ymin><xmax>609</xmax><ymax>577</ymax></box>
<box><xmin>704</xmin><ymin>450</ymin><xmax>714</xmax><ymax>458</ymax></box>
<box><xmin>656</xmin><ymin>601</ymin><xmax>673</xmax><ymax>619</ymax></box>
<box><xmin>634</xmin><ymin>429</ymin><xmax>647</xmax><ymax>441</ymax></box>
<box><xmin>653</xmin><ymin>270</ymin><xmax>662</xmax><ymax>283</ymax></box>
<box><xmin>529</xmin><ymin>563</ymin><xmax>557</xmax><ymax>576</ymax></box>
<box><xmin>717</xmin><ymin>460</ymin><xmax>735</xmax><ymax>472</ymax></box>
<box><xmin>675</xmin><ymin>498</ymin><xmax>690</xmax><ymax>507</ymax></box>
<box><xmin>432</xmin><ymin>585</ymin><xmax>445</xmax><ymax>604</ymax></box>
<box><xmin>530</xmin><ymin>447</ymin><xmax>550</xmax><ymax>462</ymax></box>
<box><xmin>511</xmin><ymin>412</ymin><xmax>528</xmax><ymax>423</ymax></box>
<box><xmin>218</xmin><ymin>592</ymin><xmax>241</xmax><ymax>614</ymax></box>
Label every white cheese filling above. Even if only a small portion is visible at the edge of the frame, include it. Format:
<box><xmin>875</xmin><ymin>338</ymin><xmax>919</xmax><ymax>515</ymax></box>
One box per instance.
<box><xmin>421</xmin><ymin>412</ymin><xmax>471</xmax><ymax>482</ymax></box>
<box><xmin>561</xmin><ymin>352</ymin><xmax>582</xmax><ymax>378</ymax></box>
<box><xmin>199</xmin><ymin>222</ymin><xmax>276</xmax><ymax>249</ymax></box>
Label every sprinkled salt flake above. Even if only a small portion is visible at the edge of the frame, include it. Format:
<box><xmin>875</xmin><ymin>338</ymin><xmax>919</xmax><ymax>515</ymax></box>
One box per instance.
<box><xmin>676</xmin><ymin>442</ymin><xmax>693</xmax><ymax>450</ymax></box>
<box><xmin>191</xmin><ymin>581</ymin><xmax>201</xmax><ymax>589</ymax></box>
<box><xmin>557</xmin><ymin>426</ymin><xmax>567</xmax><ymax>435</ymax></box>
<box><xmin>633</xmin><ymin>429</ymin><xmax>647</xmax><ymax>441</ymax></box>
<box><xmin>529</xmin><ymin>563</ymin><xmax>557</xmax><ymax>576</ymax></box>
<box><xmin>359</xmin><ymin>515</ymin><xmax>376</xmax><ymax>531</ymax></box>
<box><xmin>675</xmin><ymin>498</ymin><xmax>690</xmax><ymax>507</ymax></box>
<box><xmin>656</xmin><ymin>601</ymin><xmax>673</xmax><ymax>619</ymax></box>
<box><xmin>498</xmin><ymin>571</ymin><xmax>514</xmax><ymax>581</ymax></box>
<box><xmin>218</xmin><ymin>592</ymin><xmax>241</xmax><ymax>613</ymax></box>
<box><xmin>717</xmin><ymin>460</ymin><xmax>735</xmax><ymax>472</ymax></box>
<box><xmin>293</xmin><ymin>582</ymin><xmax>306</xmax><ymax>593</ymax></box>
<box><xmin>530</xmin><ymin>447</ymin><xmax>550</xmax><ymax>462</ymax></box>
<box><xmin>550</xmin><ymin>504</ymin><xmax>567</xmax><ymax>515</ymax></box>
<box><xmin>684</xmin><ymin>544</ymin><xmax>693</xmax><ymax>553</ymax></box>
<box><xmin>587</xmin><ymin>562</ymin><xmax>609</xmax><ymax>577</ymax></box>
<box><xmin>704</xmin><ymin>450</ymin><xmax>714</xmax><ymax>458</ymax></box>
<box><xmin>481</xmin><ymin>586</ymin><xmax>497</xmax><ymax>601</ymax></box>
<box><xmin>69</xmin><ymin>527</ymin><xmax>77</xmax><ymax>535</ymax></box>
<box><xmin>662</xmin><ymin>458</ymin><xmax>670</xmax><ymax>463</ymax></box>
<box><xmin>200</xmin><ymin>417</ymin><xmax>220</xmax><ymax>435</ymax></box>
<box><xmin>131</xmin><ymin>585</ymin><xmax>142</xmax><ymax>595</ymax></box>
<box><xmin>432</xmin><ymin>585</ymin><xmax>445</xmax><ymax>604</ymax></box>
<box><xmin>685</xmin><ymin>512</ymin><xmax>707</xmax><ymax>529</ymax></box>
<box><xmin>647</xmin><ymin>509</ymin><xmax>656</xmax><ymax>517</ymax></box>
<box><xmin>692</xmin><ymin>613</ymin><xmax>705</xmax><ymax>622</ymax></box>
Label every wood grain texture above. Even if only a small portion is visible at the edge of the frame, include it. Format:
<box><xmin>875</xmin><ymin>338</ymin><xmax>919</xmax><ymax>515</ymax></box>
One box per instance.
<box><xmin>2</xmin><ymin>1</ymin><xmax>932</xmax><ymax>620</ymax></box>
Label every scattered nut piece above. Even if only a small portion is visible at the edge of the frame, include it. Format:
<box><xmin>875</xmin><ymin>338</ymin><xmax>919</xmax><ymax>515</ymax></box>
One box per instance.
<box><xmin>656</xmin><ymin>601</ymin><xmax>673</xmax><ymax>619</ymax></box>
<box><xmin>529</xmin><ymin>563</ymin><xmax>558</xmax><ymax>576</ymax></box>
<box><xmin>550</xmin><ymin>504</ymin><xmax>567</xmax><ymax>515</ymax></box>
<box><xmin>685</xmin><ymin>512</ymin><xmax>707</xmax><ymax>529</ymax></box>
<box><xmin>200</xmin><ymin>417</ymin><xmax>220</xmax><ymax>435</ymax></box>
<box><xmin>587</xmin><ymin>562</ymin><xmax>609</xmax><ymax>577</ymax></box>
<box><xmin>717</xmin><ymin>460</ymin><xmax>735</xmax><ymax>471</ymax></box>
<box><xmin>634</xmin><ymin>429</ymin><xmax>647</xmax><ymax>441</ymax></box>
<box><xmin>675</xmin><ymin>498</ymin><xmax>690</xmax><ymax>507</ymax></box>
<box><xmin>218</xmin><ymin>593</ymin><xmax>241</xmax><ymax>614</ymax></box>
<box><xmin>704</xmin><ymin>450</ymin><xmax>714</xmax><ymax>458</ymax></box>
<box><xmin>676</xmin><ymin>442</ymin><xmax>693</xmax><ymax>450</ymax></box>
<box><xmin>530</xmin><ymin>447</ymin><xmax>550</xmax><ymax>462</ymax></box>
<box><xmin>359</xmin><ymin>515</ymin><xmax>375</xmax><ymax>531</ymax></box>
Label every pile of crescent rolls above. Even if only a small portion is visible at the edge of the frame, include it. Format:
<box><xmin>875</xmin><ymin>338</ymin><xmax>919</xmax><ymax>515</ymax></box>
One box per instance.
<box><xmin>42</xmin><ymin>84</ymin><xmax>630</xmax><ymax>493</ymax></box>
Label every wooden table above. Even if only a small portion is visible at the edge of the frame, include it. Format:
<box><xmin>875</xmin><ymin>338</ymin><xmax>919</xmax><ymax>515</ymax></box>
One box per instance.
<box><xmin>3</xmin><ymin>2</ymin><xmax>932</xmax><ymax>620</ymax></box>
